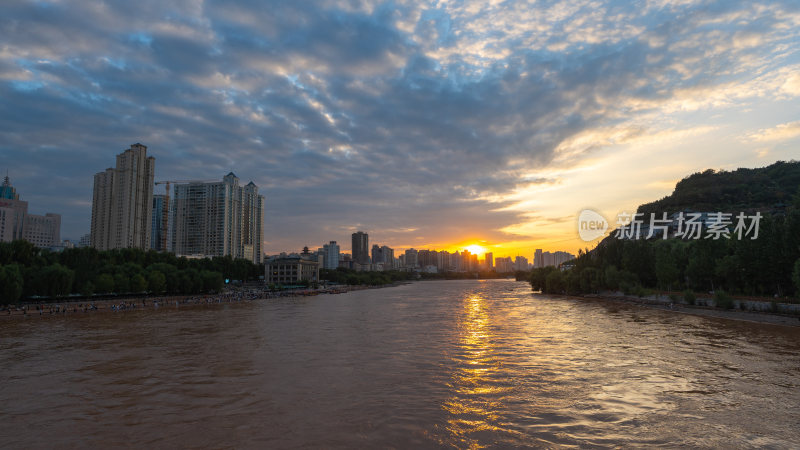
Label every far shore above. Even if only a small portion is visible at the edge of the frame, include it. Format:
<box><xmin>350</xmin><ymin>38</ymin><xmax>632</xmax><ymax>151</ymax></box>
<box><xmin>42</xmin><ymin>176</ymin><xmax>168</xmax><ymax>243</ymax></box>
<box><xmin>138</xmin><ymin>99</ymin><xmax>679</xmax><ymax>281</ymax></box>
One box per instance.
<box><xmin>0</xmin><ymin>282</ymin><xmax>405</xmax><ymax>319</ymax></box>
<box><xmin>544</xmin><ymin>291</ymin><xmax>800</xmax><ymax>328</ymax></box>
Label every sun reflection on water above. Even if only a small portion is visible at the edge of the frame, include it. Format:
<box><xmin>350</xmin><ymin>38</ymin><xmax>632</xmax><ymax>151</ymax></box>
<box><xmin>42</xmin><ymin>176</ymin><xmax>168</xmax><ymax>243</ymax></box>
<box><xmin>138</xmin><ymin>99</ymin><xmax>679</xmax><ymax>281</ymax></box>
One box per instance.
<box><xmin>442</xmin><ymin>293</ymin><xmax>516</xmax><ymax>448</ymax></box>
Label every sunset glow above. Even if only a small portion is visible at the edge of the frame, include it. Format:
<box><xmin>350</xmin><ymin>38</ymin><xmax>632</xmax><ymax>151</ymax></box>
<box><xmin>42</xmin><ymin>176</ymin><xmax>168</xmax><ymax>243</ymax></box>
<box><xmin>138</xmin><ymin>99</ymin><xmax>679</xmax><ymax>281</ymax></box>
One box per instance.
<box><xmin>1</xmin><ymin>0</ymin><xmax>798</xmax><ymax>262</ymax></box>
<box><xmin>464</xmin><ymin>245</ymin><xmax>487</xmax><ymax>257</ymax></box>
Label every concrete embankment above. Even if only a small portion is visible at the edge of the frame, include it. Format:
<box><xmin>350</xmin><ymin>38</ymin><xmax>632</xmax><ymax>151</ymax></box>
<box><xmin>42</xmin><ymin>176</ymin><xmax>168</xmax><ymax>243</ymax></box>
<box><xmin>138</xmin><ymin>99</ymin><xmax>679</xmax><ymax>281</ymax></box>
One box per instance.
<box><xmin>560</xmin><ymin>291</ymin><xmax>800</xmax><ymax>327</ymax></box>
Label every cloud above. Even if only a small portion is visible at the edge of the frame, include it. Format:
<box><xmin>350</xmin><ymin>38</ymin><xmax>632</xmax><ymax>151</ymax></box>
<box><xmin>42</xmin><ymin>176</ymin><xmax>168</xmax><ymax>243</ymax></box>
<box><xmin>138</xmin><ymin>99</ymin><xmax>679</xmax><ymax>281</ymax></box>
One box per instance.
<box><xmin>747</xmin><ymin>120</ymin><xmax>800</xmax><ymax>142</ymax></box>
<box><xmin>0</xmin><ymin>0</ymin><xmax>798</xmax><ymax>253</ymax></box>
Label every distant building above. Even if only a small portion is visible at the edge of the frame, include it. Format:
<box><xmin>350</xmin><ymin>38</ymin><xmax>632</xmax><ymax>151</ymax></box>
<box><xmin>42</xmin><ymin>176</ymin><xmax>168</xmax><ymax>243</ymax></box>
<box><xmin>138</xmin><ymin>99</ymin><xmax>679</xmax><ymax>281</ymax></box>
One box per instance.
<box><xmin>0</xmin><ymin>175</ymin><xmax>60</xmax><ymax>247</ymax></box>
<box><xmin>78</xmin><ymin>233</ymin><xmax>91</xmax><ymax>248</ymax></box>
<box><xmin>514</xmin><ymin>256</ymin><xmax>529</xmax><ymax>271</ymax></box>
<box><xmin>265</xmin><ymin>255</ymin><xmax>319</xmax><ymax>285</ymax></box>
<box><xmin>450</xmin><ymin>251</ymin><xmax>461</xmax><ymax>271</ymax></box>
<box><xmin>495</xmin><ymin>256</ymin><xmax>513</xmax><ymax>273</ymax></box>
<box><xmin>90</xmin><ymin>143</ymin><xmax>155</xmax><ymax>250</ymax></box>
<box><xmin>534</xmin><ymin>250</ymin><xmax>575</xmax><ymax>268</ymax></box>
<box><xmin>371</xmin><ymin>244</ymin><xmax>384</xmax><ymax>264</ymax></box>
<box><xmin>437</xmin><ymin>250</ymin><xmax>450</xmax><ymax>271</ymax></box>
<box><xmin>382</xmin><ymin>246</ymin><xmax>394</xmax><ymax>268</ymax></box>
<box><xmin>0</xmin><ymin>175</ymin><xmax>19</xmax><ymax>200</ymax></box>
<box><xmin>461</xmin><ymin>250</ymin><xmax>474</xmax><ymax>272</ymax></box>
<box><xmin>23</xmin><ymin>213</ymin><xmax>61</xmax><ymax>248</ymax></box>
<box><xmin>485</xmin><ymin>252</ymin><xmax>494</xmax><ymax>270</ymax></box>
<box><xmin>170</xmin><ymin>173</ymin><xmax>264</xmax><ymax>264</ymax></box>
<box><xmin>322</xmin><ymin>241</ymin><xmax>340</xmax><ymax>269</ymax></box>
<box><xmin>352</xmin><ymin>231</ymin><xmax>370</xmax><ymax>265</ymax></box>
<box><xmin>404</xmin><ymin>248</ymin><xmax>418</xmax><ymax>268</ymax></box>
<box><xmin>418</xmin><ymin>249</ymin><xmax>437</xmax><ymax>267</ymax></box>
<box><xmin>151</xmin><ymin>194</ymin><xmax>168</xmax><ymax>251</ymax></box>
<box><xmin>534</xmin><ymin>249</ymin><xmax>543</xmax><ymax>268</ymax></box>
<box><xmin>371</xmin><ymin>244</ymin><xmax>395</xmax><ymax>271</ymax></box>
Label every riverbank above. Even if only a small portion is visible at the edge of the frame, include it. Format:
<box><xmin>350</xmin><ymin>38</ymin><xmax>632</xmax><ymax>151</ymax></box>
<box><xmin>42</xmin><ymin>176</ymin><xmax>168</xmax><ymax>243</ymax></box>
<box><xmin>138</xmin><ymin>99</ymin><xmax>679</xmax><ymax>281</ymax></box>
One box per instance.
<box><xmin>0</xmin><ymin>283</ymin><xmax>403</xmax><ymax>319</ymax></box>
<box><xmin>549</xmin><ymin>291</ymin><xmax>800</xmax><ymax>327</ymax></box>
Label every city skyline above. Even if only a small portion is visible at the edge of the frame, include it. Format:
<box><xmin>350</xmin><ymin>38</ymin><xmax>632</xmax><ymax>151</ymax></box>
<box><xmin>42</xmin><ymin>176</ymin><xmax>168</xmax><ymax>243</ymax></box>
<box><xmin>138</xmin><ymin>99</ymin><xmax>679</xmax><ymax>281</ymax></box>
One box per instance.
<box><xmin>2</xmin><ymin>1</ymin><xmax>799</xmax><ymax>257</ymax></box>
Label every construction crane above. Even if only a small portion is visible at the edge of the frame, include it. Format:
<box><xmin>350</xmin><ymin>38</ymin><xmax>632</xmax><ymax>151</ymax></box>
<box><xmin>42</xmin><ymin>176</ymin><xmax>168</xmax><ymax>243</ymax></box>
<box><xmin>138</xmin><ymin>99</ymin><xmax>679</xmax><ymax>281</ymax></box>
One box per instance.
<box><xmin>153</xmin><ymin>179</ymin><xmax>218</xmax><ymax>251</ymax></box>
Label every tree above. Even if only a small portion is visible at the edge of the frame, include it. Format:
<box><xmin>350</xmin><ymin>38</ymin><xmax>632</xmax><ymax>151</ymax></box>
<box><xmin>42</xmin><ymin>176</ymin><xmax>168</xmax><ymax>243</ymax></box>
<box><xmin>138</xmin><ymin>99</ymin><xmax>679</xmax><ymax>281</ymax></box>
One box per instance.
<box><xmin>604</xmin><ymin>265</ymin><xmax>621</xmax><ymax>290</ymax></box>
<box><xmin>0</xmin><ymin>264</ymin><xmax>24</xmax><ymax>303</ymax></box>
<box><xmin>81</xmin><ymin>281</ymin><xmax>95</xmax><ymax>298</ymax></box>
<box><xmin>654</xmin><ymin>241</ymin><xmax>679</xmax><ymax>291</ymax></box>
<box><xmin>545</xmin><ymin>270</ymin><xmax>566</xmax><ymax>294</ymax></box>
<box><xmin>201</xmin><ymin>270</ymin><xmax>224</xmax><ymax>293</ymax></box>
<box><xmin>10</xmin><ymin>240</ymin><xmax>38</xmax><ymax>266</ymax></box>
<box><xmin>147</xmin><ymin>263</ymin><xmax>178</xmax><ymax>292</ymax></box>
<box><xmin>95</xmin><ymin>274</ymin><xmax>115</xmax><ymax>293</ymax></box>
<box><xmin>714</xmin><ymin>255</ymin><xmax>743</xmax><ymax>293</ymax></box>
<box><xmin>113</xmin><ymin>273</ymin><xmax>130</xmax><ymax>293</ymax></box>
<box><xmin>130</xmin><ymin>274</ymin><xmax>148</xmax><ymax>293</ymax></box>
<box><xmin>42</xmin><ymin>264</ymin><xmax>74</xmax><ymax>298</ymax></box>
<box><xmin>793</xmin><ymin>259</ymin><xmax>800</xmax><ymax>296</ymax></box>
<box><xmin>687</xmin><ymin>239</ymin><xmax>725</xmax><ymax>291</ymax></box>
<box><xmin>529</xmin><ymin>267</ymin><xmax>556</xmax><ymax>291</ymax></box>
<box><xmin>579</xmin><ymin>267</ymin><xmax>602</xmax><ymax>293</ymax></box>
<box><xmin>148</xmin><ymin>271</ymin><xmax>166</xmax><ymax>294</ymax></box>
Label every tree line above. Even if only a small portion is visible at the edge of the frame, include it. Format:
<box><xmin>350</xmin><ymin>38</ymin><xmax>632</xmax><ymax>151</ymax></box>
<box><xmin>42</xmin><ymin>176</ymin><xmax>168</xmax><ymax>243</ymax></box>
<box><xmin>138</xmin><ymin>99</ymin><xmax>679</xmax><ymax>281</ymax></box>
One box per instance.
<box><xmin>531</xmin><ymin>196</ymin><xmax>800</xmax><ymax>299</ymax></box>
<box><xmin>0</xmin><ymin>242</ymin><xmax>263</xmax><ymax>304</ymax></box>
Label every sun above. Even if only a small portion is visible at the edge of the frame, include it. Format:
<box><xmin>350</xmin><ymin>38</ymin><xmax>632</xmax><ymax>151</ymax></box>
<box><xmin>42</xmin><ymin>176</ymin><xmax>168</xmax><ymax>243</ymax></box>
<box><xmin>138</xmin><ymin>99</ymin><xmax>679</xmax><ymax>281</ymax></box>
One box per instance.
<box><xmin>464</xmin><ymin>244</ymin><xmax>486</xmax><ymax>257</ymax></box>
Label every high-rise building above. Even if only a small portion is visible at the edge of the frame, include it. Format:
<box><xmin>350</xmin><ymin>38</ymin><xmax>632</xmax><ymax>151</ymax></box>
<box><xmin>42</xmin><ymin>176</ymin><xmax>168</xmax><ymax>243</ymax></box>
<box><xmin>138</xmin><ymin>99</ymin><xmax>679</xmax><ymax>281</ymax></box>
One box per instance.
<box><xmin>461</xmin><ymin>250</ymin><xmax>472</xmax><ymax>272</ymax></box>
<box><xmin>534</xmin><ymin>250</ymin><xmax>576</xmax><ymax>268</ymax></box>
<box><xmin>91</xmin><ymin>143</ymin><xmax>155</xmax><ymax>250</ymax></box>
<box><xmin>352</xmin><ymin>231</ymin><xmax>369</xmax><ymax>265</ymax></box>
<box><xmin>0</xmin><ymin>175</ymin><xmax>60</xmax><ymax>247</ymax></box>
<box><xmin>404</xmin><ymin>248</ymin><xmax>418</xmax><ymax>268</ymax></box>
<box><xmin>322</xmin><ymin>241</ymin><xmax>340</xmax><ymax>269</ymax></box>
<box><xmin>437</xmin><ymin>250</ymin><xmax>450</xmax><ymax>271</ymax></box>
<box><xmin>450</xmin><ymin>251</ymin><xmax>461</xmax><ymax>271</ymax></box>
<box><xmin>534</xmin><ymin>249</ymin><xmax>543</xmax><ymax>268</ymax></box>
<box><xmin>371</xmin><ymin>244</ymin><xmax>384</xmax><ymax>264</ymax></box>
<box><xmin>495</xmin><ymin>256</ymin><xmax>513</xmax><ymax>273</ymax></box>
<box><xmin>381</xmin><ymin>245</ymin><xmax>394</xmax><ymax>269</ymax></box>
<box><xmin>418</xmin><ymin>249</ymin><xmax>438</xmax><ymax>268</ymax></box>
<box><xmin>514</xmin><ymin>256</ymin><xmax>529</xmax><ymax>271</ymax></box>
<box><xmin>170</xmin><ymin>173</ymin><xmax>264</xmax><ymax>264</ymax></box>
<box><xmin>151</xmin><ymin>194</ymin><xmax>168</xmax><ymax>251</ymax></box>
<box><xmin>485</xmin><ymin>252</ymin><xmax>494</xmax><ymax>270</ymax></box>
<box><xmin>0</xmin><ymin>175</ymin><xmax>26</xmax><ymax>242</ymax></box>
<box><xmin>0</xmin><ymin>175</ymin><xmax>19</xmax><ymax>200</ymax></box>
<box><xmin>241</xmin><ymin>182</ymin><xmax>264</xmax><ymax>263</ymax></box>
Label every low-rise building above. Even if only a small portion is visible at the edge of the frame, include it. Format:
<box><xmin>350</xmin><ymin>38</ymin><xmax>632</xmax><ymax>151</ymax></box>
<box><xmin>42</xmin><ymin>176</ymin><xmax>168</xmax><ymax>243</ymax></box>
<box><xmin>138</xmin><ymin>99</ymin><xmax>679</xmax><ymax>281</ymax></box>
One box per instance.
<box><xmin>265</xmin><ymin>255</ymin><xmax>320</xmax><ymax>285</ymax></box>
<box><xmin>0</xmin><ymin>175</ymin><xmax>61</xmax><ymax>247</ymax></box>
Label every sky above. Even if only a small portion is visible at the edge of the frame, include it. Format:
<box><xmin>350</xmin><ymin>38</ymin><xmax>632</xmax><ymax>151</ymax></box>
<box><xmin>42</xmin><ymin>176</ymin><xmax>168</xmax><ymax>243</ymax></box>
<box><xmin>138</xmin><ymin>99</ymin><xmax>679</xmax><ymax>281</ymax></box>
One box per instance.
<box><xmin>1</xmin><ymin>0</ymin><xmax>799</xmax><ymax>258</ymax></box>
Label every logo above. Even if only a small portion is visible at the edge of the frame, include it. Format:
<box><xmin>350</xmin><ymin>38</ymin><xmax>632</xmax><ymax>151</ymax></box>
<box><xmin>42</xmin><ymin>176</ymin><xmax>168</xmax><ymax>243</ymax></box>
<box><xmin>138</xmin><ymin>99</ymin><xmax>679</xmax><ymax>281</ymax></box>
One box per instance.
<box><xmin>578</xmin><ymin>209</ymin><xmax>608</xmax><ymax>242</ymax></box>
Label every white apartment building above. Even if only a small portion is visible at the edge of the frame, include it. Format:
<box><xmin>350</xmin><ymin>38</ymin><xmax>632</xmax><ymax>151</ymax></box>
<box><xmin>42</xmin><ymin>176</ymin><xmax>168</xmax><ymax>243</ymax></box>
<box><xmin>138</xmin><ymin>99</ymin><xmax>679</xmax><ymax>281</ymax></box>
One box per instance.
<box><xmin>170</xmin><ymin>172</ymin><xmax>264</xmax><ymax>264</ymax></box>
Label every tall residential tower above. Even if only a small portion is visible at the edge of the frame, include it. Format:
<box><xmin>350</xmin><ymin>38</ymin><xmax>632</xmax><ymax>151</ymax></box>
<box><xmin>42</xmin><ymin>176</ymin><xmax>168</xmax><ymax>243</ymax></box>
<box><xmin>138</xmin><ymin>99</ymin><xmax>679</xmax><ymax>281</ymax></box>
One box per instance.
<box><xmin>170</xmin><ymin>173</ymin><xmax>264</xmax><ymax>264</ymax></box>
<box><xmin>90</xmin><ymin>143</ymin><xmax>155</xmax><ymax>250</ymax></box>
<box><xmin>352</xmin><ymin>231</ymin><xmax>369</xmax><ymax>265</ymax></box>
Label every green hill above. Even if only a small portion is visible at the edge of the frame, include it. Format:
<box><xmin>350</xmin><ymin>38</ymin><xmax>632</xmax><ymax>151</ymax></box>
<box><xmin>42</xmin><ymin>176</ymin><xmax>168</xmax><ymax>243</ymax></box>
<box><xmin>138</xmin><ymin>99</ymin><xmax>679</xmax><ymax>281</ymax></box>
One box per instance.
<box><xmin>637</xmin><ymin>160</ymin><xmax>800</xmax><ymax>216</ymax></box>
<box><xmin>531</xmin><ymin>160</ymin><xmax>800</xmax><ymax>299</ymax></box>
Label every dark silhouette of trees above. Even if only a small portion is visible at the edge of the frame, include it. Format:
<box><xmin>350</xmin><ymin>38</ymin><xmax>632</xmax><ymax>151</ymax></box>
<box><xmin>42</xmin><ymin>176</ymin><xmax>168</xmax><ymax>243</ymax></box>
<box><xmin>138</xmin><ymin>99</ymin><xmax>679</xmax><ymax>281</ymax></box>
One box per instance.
<box><xmin>0</xmin><ymin>244</ymin><xmax>261</xmax><ymax>303</ymax></box>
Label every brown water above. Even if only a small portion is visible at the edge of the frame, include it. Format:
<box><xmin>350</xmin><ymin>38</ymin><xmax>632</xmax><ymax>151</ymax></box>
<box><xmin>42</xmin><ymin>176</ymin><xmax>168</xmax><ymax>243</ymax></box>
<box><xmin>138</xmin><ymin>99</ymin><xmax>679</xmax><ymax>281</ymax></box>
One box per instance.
<box><xmin>1</xmin><ymin>279</ymin><xmax>799</xmax><ymax>448</ymax></box>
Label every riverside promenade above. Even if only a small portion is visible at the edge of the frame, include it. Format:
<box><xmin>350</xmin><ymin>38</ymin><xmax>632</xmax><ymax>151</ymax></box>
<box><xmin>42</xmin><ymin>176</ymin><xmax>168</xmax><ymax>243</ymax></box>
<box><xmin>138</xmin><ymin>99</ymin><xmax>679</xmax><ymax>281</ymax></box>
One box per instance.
<box><xmin>0</xmin><ymin>284</ymin><xmax>382</xmax><ymax>318</ymax></box>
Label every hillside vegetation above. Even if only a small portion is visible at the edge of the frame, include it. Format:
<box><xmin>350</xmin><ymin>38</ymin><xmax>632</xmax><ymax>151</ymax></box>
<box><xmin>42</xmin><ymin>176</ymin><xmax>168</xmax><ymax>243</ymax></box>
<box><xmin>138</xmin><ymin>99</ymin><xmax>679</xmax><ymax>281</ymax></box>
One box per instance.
<box><xmin>531</xmin><ymin>160</ymin><xmax>800</xmax><ymax>299</ymax></box>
